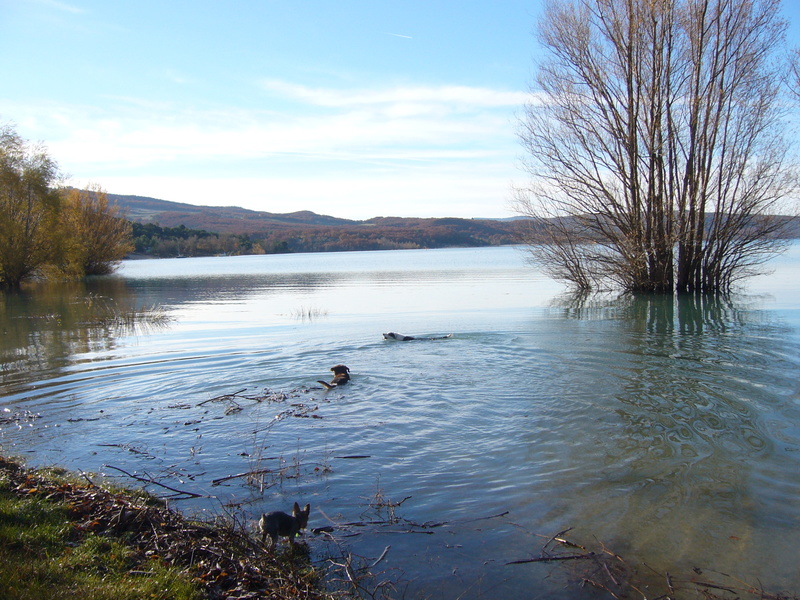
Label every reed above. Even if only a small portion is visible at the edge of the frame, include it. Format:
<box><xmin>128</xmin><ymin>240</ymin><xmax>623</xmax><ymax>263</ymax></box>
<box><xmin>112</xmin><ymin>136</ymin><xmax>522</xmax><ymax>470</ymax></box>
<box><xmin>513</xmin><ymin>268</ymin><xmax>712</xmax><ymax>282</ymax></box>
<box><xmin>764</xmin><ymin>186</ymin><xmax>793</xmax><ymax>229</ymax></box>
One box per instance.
<box><xmin>290</xmin><ymin>306</ymin><xmax>329</xmax><ymax>321</ymax></box>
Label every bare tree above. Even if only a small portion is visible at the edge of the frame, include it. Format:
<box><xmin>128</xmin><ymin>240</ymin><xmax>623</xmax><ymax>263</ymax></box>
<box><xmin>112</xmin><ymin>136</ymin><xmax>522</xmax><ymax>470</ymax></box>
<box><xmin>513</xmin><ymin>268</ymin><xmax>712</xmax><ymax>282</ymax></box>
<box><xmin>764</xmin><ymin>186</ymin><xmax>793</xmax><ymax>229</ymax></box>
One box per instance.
<box><xmin>516</xmin><ymin>0</ymin><xmax>797</xmax><ymax>293</ymax></box>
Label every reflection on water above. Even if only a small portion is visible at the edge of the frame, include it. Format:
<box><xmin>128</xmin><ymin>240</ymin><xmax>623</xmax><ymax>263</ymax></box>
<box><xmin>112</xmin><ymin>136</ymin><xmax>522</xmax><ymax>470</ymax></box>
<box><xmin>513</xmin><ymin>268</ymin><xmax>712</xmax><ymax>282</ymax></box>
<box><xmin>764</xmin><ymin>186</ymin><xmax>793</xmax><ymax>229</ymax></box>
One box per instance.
<box><xmin>0</xmin><ymin>280</ymin><xmax>172</xmax><ymax>393</ymax></box>
<box><xmin>1</xmin><ymin>247</ymin><xmax>799</xmax><ymax>598</ymax></box>
<box><xmin>541</xmin><ymin>292</ymin><xmax>800</xmax><ymax>584</ymax></box>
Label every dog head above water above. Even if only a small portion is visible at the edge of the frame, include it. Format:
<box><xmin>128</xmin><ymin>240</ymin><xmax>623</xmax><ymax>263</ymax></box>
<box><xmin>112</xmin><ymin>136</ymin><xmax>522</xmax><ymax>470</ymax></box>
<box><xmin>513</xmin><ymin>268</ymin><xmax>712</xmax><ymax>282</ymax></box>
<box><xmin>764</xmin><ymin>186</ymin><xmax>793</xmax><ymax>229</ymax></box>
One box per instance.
<box><xmin>383</xmin><ymin>332</ymin><xmax>415</xmax><ymax>341</ymax></box>
<box><xmin>318</xmin><ymin>364</ymin><xmax>350</xmax><ymax>390</ymax></box>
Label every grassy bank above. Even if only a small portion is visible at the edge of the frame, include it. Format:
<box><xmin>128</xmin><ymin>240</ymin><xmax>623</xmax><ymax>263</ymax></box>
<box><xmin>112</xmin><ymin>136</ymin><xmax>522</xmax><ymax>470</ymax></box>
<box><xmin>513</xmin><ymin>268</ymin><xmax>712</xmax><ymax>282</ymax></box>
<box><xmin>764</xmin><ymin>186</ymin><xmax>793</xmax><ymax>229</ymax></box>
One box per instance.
<box><xmin>0</xmin><ymin>456</ymin><xmax>332</xmax><ymax>600</ymax></box>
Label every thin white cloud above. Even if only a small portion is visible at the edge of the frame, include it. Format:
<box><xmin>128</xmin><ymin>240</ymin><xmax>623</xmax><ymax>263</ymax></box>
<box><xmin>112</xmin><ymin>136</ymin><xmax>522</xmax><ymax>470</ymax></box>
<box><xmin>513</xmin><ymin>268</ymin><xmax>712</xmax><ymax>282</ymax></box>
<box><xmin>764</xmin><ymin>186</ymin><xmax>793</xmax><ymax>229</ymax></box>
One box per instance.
<box><xmin>260</xmin><ymin>80</ymin><xmax>528</xmax><ymax>109</ymax></box>
<box><xmin>96</xmin><ymin>170</ymin><xmax>516</xmax><ymax>220</ymax></box>
<box><xmin>0</xmin><ymin>79</ymin><xmax>527</xmax><ymax>218</ymax></box>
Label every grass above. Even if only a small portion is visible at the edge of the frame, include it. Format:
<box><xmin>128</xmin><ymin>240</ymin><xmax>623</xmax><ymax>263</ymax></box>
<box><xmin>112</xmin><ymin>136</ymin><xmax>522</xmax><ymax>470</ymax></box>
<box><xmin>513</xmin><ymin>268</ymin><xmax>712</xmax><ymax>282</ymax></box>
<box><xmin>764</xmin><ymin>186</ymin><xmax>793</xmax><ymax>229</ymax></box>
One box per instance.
<box><xmin>0</xmin><ymin>461</ymin><xmax>202</xmax><ymax>600</ymax></box>
<box><xmin>0</xmin><ymin>456</ymin><xmax>338</xmax><ymax>600</ymax></box>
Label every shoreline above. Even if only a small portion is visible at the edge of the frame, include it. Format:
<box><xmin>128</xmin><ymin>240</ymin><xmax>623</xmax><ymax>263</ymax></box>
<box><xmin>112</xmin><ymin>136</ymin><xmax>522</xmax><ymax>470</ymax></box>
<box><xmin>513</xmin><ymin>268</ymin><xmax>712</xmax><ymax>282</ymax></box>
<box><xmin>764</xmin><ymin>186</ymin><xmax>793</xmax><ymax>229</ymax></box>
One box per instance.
<box><xmin>0</xmin><ymin>454</ymin><xmax>340</xmax><ymax>600</ymax></box>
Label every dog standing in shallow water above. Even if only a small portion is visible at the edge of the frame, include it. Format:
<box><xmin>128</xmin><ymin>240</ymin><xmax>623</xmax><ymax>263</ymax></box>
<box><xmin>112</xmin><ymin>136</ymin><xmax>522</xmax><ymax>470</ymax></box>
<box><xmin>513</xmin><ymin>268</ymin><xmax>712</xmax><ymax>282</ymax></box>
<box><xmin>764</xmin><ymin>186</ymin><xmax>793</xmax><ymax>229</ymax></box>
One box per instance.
<box><xmin>259</xmin><ymin>502</ymin><xmax>311</xmax><ymax>549</ymax></box>
<box><xmin>318</xmin><ymin>364</ymin><xmax>350</xmax><ymax>389</ymax></box>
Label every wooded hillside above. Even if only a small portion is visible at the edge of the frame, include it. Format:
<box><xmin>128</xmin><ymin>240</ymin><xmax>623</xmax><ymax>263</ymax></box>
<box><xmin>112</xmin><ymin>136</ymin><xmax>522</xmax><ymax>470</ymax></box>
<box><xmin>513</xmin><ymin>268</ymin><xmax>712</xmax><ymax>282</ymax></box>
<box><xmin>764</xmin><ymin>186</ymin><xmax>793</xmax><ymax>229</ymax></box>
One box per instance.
<box><xmin>110</xmin><ymin>193</ymin><xmax>527</xmax><ymax>256</ymax></box>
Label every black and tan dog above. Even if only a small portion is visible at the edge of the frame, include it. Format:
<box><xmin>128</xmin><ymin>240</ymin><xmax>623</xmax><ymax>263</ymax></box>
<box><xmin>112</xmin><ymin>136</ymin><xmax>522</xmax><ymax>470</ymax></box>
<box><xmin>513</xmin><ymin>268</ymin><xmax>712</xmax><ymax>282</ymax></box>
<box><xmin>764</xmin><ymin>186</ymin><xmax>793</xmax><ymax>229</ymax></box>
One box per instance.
<box><xmin>383</xmin><ymin>332</ymin><xmax>453</xmax><ymax>341</ymax></box>
<box><xmin>318</xmin><ymin>364</ymin><xmax>350</xmax><ymax>389</ymax></box>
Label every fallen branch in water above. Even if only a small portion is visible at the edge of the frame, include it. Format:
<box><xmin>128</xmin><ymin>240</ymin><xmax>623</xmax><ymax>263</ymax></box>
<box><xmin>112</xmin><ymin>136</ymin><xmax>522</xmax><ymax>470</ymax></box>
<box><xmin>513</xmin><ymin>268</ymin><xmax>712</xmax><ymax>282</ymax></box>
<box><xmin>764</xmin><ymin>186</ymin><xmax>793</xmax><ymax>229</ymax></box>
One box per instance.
<box><xmin>197</xmin><ymin>388</ymin><xmax>248</xmax><ymax>406</ymax></box>
<box><xmin>507</xmin><ymin>529</ymin><xmax>800</xmax><ymax>600</ymax></box>
<box><xmin>211</xmin><ymin>468</ymin><xmax>273</xmax><ymax>486</ymax></box>
<box><xmin>507</xmin><ymin>553</ymin><xmax>595</xmax><ymax>565</ymax></box>
<box><xmin>333</xmin><ymin>455</ymin><xmax>371</xmax><ymax>459</ymax></box>
<box><xmin>103</xmin><ymin>464</ymin><xmax>205</xmax><ymax>500</ymax></box>
<box><xmin>370</xmin><ymin>545</ymin><xmax>391</xmax><ymax>569</ymax></box>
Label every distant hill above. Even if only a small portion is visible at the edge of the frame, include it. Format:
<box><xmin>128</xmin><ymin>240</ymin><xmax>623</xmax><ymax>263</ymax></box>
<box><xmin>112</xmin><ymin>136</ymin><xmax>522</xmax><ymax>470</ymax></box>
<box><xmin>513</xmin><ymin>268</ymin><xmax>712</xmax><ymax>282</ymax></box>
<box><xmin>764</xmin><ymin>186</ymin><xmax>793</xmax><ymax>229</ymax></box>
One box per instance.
<box><xmin>108</xmin><ymin>193</ymin><xmax>527</xmax><ymax>256</ymax></box>
<box><xmin>108</xmin><ymin>193</ymin><xmax>358</xmax><ymax>231</ymax></box>
<box><xmin>109</xmin><ymin>192</ymin><xmax>798</xmax><ymax>258</ymax></box>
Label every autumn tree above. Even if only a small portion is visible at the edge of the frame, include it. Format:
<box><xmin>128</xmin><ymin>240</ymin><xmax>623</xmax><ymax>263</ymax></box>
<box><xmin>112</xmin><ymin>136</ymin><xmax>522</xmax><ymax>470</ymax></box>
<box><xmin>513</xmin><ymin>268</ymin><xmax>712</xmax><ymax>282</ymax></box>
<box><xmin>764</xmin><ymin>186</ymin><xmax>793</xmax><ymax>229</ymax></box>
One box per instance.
<box><xmin>0</xmin><ymin>124</ymin><xmax>62</xmax><ymax>287</ymax></box>
<box><xmin>516</xmin><ymin>0</ymin><xmax>797</xmax><ymax>293</ymax></box>
<box><xmin>61</xmin><ymin>185</ymin><xmax>134</xmax><ymax>276</ymax></box>
<box><xmin>1</xmin><ymin>123</ymin><xmax>133</xmax><ymax>285</ymax></box>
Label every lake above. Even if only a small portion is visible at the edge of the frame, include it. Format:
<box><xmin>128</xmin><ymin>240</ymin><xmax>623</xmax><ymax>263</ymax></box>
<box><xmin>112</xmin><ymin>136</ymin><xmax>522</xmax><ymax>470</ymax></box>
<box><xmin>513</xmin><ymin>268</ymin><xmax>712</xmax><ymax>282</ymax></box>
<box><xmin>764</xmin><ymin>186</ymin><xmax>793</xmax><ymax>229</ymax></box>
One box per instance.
<box><xmin>1</xmin><ymin>245</ymin><xmax>799</xmax><ymax>598</ymax></box>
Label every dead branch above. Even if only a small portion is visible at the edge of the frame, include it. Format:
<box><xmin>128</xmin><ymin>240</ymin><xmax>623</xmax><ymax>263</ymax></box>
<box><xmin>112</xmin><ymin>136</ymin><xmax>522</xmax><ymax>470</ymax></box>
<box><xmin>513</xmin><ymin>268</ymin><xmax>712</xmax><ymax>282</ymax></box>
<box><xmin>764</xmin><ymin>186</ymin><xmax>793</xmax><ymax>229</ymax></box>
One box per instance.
<box><xmin>197</xmin><ymin>388</ymin><xmax>248</xmax><ymax>405</ymax></box>
<box><xmin>507</xmin><ymin>553</ymin><xmax>595</xmax><ymax>565</ymax></box>
<box><xmin>103</xmin><ymin>464</ymin><xmax>205</xmax><ymax>499</ymax></box>
<box><xmin>211</xmin><ymin>468</ymin><xmax>273</xmax><ymax>486</ymax></box>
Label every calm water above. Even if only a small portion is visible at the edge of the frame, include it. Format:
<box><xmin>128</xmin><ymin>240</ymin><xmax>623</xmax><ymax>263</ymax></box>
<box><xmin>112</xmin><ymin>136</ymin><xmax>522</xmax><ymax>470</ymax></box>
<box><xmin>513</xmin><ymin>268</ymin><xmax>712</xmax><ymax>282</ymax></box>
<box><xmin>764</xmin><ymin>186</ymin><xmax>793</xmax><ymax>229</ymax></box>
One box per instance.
<box><xmin>2</xmin><ymin>246</ymin><xmax>799</xmax><ymax>598</ymax></box>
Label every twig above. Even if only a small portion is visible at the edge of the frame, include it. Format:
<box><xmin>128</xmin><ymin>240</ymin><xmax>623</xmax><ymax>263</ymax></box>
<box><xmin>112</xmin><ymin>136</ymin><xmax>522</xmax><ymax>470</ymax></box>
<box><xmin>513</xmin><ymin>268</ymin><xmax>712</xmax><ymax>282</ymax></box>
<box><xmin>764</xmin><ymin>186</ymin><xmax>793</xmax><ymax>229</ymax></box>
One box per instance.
<box><xmin>211</xmin><ymin>468</ymin><xmax>273</xmax><ymax>486</ymax></box>
<box><xmin>197</xmin><ymin>389</ymin><xmax>248</xmax><ymax>406</ymax></box>
<box><xmin>455</xmin><ymin>511</ymin><xmax>510</xmax><ymax>525</ymax></box>
<box><xmin>333</xmin><ymin>455</ymin><xmax>371</xmax><ymax>459</ymax></box>
<box><xmin>603</xmin><ymin>561</ymin><xmax>620</xmax><ymax>586</ymax></box>
<box><xmin>103</xmin><ymin>464</ymin><xmax>204</xmax><ymax>499</ymax></box>
<box><xmin>370</xmin><ymin>546</ymin><xmax>391</xmax><ymax>569</ymax></box>
<box><xmin>689</xmin><ymin>580</ymin><xmax>738</xmax><ymax>593</ymax></box>
<box><xmin>546</xmin><ymin>527</ymin><xmax>574</xmax><ymax>545</ymax></box>
<box><xmin>506</xmin><ymin>553</ymin><xmax>594</xmax><ymax>565</ymax></box>
<box><xmin>79</xmin><ymin>470</ymin><xmax>98</xmax><ymax>488</ymax></box>
<box><xmin>583</xmin><ymin>577</ymin><xmax>624</xmax><ymax>600</ymax></box>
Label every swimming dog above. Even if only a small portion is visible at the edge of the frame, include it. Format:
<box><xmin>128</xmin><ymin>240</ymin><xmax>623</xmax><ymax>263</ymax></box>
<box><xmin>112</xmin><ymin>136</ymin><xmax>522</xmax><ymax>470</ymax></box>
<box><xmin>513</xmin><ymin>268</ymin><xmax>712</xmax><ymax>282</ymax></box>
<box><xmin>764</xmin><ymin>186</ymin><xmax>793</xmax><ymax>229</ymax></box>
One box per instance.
<box><xmin>259</xmin><ymin>502</ymin><xmax>311</xmax><ymax>548</ymax></box>
<box><xmin>318</xmin><ymin>364</ymin><xmax>350</xmax><ymax>389</ymax></box>
<box><xmin>383</xmin><ymin>332</ymin><xmax>453</xmax><ymax>341</ymax></box>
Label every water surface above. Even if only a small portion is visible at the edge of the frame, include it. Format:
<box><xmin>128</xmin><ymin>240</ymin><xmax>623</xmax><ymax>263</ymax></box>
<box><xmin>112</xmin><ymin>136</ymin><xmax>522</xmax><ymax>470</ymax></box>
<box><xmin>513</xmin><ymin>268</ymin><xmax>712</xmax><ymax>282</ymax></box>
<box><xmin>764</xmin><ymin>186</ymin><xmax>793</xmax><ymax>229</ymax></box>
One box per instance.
<box><xmin>2</xmin><ymin>246</ymin><xmax>799</xmax><ymax>598</ymax></box>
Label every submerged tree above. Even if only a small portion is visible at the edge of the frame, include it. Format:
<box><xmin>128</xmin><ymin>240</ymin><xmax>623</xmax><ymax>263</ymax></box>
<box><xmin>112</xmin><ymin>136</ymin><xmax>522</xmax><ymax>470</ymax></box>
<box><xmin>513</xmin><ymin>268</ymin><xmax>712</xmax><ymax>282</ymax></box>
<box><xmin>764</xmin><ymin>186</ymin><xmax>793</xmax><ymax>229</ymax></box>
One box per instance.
<box><xmin>516</xmin><ymin>0</ymin><xmax>797</xmax><ymax>293</ymax></box>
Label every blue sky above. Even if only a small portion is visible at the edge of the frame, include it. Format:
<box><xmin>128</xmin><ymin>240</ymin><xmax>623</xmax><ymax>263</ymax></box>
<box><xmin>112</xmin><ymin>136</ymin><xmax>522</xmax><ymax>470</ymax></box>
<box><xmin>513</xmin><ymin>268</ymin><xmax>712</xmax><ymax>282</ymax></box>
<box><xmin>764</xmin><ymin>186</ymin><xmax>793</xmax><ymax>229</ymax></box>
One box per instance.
<box><xmin>1</xmin><ymin>1</ymin><xmax>799</xmax><ymax>219</ymax></box>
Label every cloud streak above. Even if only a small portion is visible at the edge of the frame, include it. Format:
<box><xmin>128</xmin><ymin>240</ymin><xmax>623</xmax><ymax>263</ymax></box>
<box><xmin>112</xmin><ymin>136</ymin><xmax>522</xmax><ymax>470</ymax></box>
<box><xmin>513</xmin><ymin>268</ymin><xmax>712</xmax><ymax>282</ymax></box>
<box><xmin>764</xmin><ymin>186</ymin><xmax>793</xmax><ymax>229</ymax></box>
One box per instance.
<box><xmin>260</xmin><ymin>80</ymin><xmax>528</xmax><ymax>109</ymax></box>
<box><xmin>1</xmin><ymin>79</ymin><xmax>526</xmax><ymax>218</ymax></box>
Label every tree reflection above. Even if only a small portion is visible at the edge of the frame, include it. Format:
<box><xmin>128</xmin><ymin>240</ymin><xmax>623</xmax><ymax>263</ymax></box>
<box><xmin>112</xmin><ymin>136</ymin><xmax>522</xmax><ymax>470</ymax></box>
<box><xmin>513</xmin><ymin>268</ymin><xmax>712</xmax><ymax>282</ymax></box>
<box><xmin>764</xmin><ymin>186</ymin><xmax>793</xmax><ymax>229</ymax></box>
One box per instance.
<box><xmin>0</xmin><ymin>279</ymin><xmax>172</xmax><ymax>387</ymax></box>
<box><xmin>542</xmin><ymin>291</ymin><xmax>793</xmax><ymax>576</ymax></box>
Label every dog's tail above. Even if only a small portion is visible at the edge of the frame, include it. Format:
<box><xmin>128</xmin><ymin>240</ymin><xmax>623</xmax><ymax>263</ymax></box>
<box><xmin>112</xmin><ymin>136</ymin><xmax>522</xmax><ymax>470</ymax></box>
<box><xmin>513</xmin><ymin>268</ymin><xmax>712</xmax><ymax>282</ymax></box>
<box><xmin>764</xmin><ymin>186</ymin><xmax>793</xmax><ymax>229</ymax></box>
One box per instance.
<box><xmin>317</xmin><ymin>380</ymin><xmax>335</xmax><ymax>390</ymax></box>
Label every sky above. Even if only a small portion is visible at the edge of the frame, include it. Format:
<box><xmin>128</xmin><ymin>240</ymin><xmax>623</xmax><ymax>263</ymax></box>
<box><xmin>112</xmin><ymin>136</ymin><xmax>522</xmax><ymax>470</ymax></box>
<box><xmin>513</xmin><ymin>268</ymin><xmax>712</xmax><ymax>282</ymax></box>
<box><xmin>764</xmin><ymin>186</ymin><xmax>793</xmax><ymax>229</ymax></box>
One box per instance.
<box><xmin>2</xmin><ymin>1</ymin><xmax>800</xmax><ymax>220</ymax></box>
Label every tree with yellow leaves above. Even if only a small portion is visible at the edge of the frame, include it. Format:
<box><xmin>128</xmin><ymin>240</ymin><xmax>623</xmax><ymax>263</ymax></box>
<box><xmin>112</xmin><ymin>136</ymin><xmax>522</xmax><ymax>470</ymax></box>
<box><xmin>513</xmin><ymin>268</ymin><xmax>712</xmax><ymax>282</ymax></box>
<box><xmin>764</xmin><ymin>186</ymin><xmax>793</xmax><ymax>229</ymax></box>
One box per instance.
<box><xmin>61</xmin><ymin>185</ymin><xmax>134</xmax><ymax>276</ymax></box>
<box><xmin>0</xmin><ymin>124</ymin><xmax>62</xmax><ymax>287</ymax></box>
<box><xmin>1</xmin><ymin>123</ymin><xmax>134</xmax><ymax>286</ymax></box>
